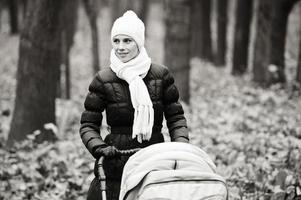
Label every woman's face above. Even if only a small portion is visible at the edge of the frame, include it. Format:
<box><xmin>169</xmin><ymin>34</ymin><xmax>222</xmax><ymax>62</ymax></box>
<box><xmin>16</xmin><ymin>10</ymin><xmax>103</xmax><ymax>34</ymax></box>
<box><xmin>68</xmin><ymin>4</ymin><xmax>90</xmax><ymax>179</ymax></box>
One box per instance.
<box><xmin>112</xmin><ymin>35</ymin><xmax>139</xmax><ymax>63</ymax></box>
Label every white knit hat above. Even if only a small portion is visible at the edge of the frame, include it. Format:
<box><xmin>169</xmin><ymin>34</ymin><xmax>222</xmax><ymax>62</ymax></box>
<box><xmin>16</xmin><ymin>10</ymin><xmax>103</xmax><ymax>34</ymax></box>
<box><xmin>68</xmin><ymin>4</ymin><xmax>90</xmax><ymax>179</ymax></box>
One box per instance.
<box><xmin>111</xmin><ymin>10</ymin><xmax>145</xmax><ymax>48</ymax></box>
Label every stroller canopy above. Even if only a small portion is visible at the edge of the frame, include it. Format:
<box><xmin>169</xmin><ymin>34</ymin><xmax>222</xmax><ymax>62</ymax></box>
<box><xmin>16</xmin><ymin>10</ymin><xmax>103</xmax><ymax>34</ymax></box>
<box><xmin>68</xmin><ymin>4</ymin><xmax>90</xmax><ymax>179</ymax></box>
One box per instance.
<box><xmin>119</xmin><ymin>142</ymin><xmax>228</xmax><ymax>200</ymax></box>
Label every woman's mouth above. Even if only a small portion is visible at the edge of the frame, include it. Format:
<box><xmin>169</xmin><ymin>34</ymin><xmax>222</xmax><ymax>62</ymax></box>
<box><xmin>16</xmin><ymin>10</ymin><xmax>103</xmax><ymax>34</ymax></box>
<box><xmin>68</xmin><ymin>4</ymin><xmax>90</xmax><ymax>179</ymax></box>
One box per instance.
<box><xmin>118</xmin><ymin>53</ymin><xmax>128</xmax><ymax>57</ymax></box>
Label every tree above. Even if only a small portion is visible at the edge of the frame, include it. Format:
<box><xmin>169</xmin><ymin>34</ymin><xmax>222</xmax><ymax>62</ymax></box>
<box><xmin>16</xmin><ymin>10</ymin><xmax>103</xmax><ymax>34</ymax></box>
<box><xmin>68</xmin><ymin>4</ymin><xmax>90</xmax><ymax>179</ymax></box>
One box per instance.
<box><xmin>164</xmin><ymin>0</ymin><xmax>191</xmax><ymax>104</ymax></box>
<box><xmin>297</xmin><ymin>34</ymin><xmax>301</xmax><ymax>85</ymax></box>
<box><xmin>59</xmin><ymin>0</ymin><xmax>78</xmax><ymax>99</ymax></box>
<box><xmin>190</xmin><ymin>0</ymin><xmax>212</xmax><ymax>61</ymax></box>
<box><xmin>268</xmin><ymin>0</ymin><xmax>299</xmax><ymax>84</ymax></box>
<box><xmin>190</xmin><ymin>0</ymin><xmax>201</xmax><ymax>58</ymax></box>
<box><xmin>252</xmin><ymin>0</ymin><xmax>299</xmax><ymax>86</ymax></box>
<box><xmin>135</xmin><ymin>0</ymin><xmax>149</xmax><ymax>24</ymax></box>
<box><xmin>109</xmin><ymin>0</ymin><xmax>149</xmax><ymax>25</ymax></box>
<box><xmin>231</xmin><ymin>0</ymin><xmax>253</xmax><ymax>75</ymax></box>
<box><xmin>251</xmin><ymin>0</ymin><xmax>273</xmax><ymax>85</ymax></box>
<box><xmin>20</xmin><ymin>0</ymin><xmax>28</xmax><ymax>19</ymax></box>
<box><xmin>110</xmin><ymin>0</ymin><xmax>128</xmax><ymax>23</ymax></box>
<box><xmin>215</xmin><ymin>0</ymin><xmax>228</xmax><ymax>66</ymax></box>
<box><xmin>8</xmin><ymin>0</ymin><xmax>18</xmax><ymax>34</ymax></box>
<box><xmin>0</xmin><ymin>0</ymin><xmax>6</xmax><ymax>30</ymax></box>
<box><xmin>7</xmin><ymin>0</ymin><xmax>62</xmax><ymax>145</ymax></box>
<box><xmin>83</xmin><ymin>0</ymin><xmax>100</xmax><ymax>74</ymax></box>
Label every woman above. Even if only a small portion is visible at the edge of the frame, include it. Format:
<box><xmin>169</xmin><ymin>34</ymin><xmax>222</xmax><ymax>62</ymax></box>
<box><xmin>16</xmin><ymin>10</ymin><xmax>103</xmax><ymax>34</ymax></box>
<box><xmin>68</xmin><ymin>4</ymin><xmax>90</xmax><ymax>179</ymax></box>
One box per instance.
<box><xmin>79</xmin><ymin>10</ymin><xmax>189</xmax><ymax>200</ymax></box>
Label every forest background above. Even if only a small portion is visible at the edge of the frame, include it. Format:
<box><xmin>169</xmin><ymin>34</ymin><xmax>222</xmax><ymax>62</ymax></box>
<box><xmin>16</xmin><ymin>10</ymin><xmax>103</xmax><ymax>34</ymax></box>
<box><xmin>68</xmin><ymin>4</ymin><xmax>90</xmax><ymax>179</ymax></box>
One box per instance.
<box><xmin>0</xmin><ymin>0</ymin><xmax>301</xmax><ymax>199</ymax></box>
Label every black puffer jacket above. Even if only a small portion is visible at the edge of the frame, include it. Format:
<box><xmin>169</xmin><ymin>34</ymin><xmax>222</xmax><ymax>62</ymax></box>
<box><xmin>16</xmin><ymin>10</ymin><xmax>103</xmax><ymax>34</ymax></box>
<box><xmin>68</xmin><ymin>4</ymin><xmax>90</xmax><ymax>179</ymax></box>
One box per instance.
<box><xmin>79</xmin><ymin>63</ymin><xmax>189</xmax><ymax>178</ymax></box>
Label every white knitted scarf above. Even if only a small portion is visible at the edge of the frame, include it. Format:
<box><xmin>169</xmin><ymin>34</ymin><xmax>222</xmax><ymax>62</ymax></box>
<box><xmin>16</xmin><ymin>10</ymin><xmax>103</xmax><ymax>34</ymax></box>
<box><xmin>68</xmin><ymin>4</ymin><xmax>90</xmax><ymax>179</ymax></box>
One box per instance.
<box><xmin>110</xmin><ymin>47</ymin><xmax>154</xmax><ymax>143</ymax></box>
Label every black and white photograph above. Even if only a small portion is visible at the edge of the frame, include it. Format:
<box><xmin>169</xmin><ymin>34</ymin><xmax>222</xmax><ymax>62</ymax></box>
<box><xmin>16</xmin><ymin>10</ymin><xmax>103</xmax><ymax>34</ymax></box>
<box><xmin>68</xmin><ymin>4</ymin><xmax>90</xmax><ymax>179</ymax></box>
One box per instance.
<box><xmin>0</xmin><ymin>0</ymin><xmax>301</xmax><ymax>199</ymax></box>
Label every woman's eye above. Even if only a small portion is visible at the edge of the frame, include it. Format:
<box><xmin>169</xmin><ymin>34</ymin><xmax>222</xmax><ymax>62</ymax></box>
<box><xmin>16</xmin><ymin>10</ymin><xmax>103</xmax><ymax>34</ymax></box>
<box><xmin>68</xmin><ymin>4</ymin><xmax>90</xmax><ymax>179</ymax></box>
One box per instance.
<box><xmin>124</xmin><ymin>39</ymin><xmax>132</xmax><ymax>43</ymax></box>
<box><xmin>113</xmin><ymin>39</ymin><xmax>119</xmax><ymax>43</ymax></box>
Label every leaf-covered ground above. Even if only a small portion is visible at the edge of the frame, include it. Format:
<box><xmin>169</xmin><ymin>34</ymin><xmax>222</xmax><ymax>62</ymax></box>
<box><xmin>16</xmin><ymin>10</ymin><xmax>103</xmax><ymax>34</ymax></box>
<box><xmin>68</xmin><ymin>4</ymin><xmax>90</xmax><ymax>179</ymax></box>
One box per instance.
<box><xmin>1</xmin><ymin>54</ymin><xmax>301</xmax><ymax>199</ymax></box>
<box><xmin>1</xmin><ymin>4</ymin><xmax>301</xmax><ymax>200</ymax></box>
<box><xmin>188</xmin><ymin>59</ymin><xmax>301</xmax><ymax>199</ymax></box>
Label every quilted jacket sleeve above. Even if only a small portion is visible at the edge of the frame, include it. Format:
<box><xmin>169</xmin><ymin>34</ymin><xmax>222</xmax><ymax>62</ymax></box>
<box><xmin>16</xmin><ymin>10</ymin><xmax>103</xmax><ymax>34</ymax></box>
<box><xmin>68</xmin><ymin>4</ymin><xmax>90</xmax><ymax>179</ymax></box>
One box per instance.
<box><xmin>162</xmin><ymin>68</ymin><xmax>189</xmax><ymax>142</ymax></box>
<box><xmin>79</xmin><ymin>74</ymin><xmax>107</xmax><ymax>158</ymax></box>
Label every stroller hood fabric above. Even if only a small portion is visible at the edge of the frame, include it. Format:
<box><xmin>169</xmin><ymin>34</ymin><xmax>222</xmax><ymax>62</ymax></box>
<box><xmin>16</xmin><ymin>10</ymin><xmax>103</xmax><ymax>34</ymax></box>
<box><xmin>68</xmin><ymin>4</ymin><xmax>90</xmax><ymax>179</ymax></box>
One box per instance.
<box><xmin>119</xmin><ymin>142</ymin><xmax>228</xmax><ymax>200</ymax></box>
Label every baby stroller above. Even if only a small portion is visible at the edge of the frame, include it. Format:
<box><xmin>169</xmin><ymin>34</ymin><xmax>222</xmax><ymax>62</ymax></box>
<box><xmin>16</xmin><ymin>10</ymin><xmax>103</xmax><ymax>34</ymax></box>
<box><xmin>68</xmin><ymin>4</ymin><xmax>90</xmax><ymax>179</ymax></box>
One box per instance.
<box><xmin>98</xmin><ymin>142</ymin><xmax>228</xmax><ymax>200</ymax></box>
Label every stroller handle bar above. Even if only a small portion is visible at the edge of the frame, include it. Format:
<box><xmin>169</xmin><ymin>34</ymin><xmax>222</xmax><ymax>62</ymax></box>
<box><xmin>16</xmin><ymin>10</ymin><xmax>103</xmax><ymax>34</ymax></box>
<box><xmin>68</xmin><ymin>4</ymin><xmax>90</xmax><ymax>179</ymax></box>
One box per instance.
<box><xmin>115</xmin><ymin>148</ymin><xmax>141</xmax><ymax>156</ymax></box>
<box><xmin>97</xmin><ymin>148</ymin><xmax>141</xmax><ymax>200</ymax></box>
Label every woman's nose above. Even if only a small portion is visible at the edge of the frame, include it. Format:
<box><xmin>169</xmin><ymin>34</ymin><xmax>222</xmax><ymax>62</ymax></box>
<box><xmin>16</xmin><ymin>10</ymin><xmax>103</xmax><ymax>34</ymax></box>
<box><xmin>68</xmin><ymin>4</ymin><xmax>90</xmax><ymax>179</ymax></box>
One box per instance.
<box><xmin>117</xmin><ymin>42</ymin><xmax>125</xmax><ymax>50</ymax></box>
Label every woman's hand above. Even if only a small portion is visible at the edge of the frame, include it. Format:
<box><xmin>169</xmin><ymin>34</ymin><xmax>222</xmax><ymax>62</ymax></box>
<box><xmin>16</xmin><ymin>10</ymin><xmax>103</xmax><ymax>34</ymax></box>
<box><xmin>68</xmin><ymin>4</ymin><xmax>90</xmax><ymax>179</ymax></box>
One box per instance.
<box><xmin>95</xmin><ymin>146</ymin><xmax>118</xmax><ymax>158</ymax></box>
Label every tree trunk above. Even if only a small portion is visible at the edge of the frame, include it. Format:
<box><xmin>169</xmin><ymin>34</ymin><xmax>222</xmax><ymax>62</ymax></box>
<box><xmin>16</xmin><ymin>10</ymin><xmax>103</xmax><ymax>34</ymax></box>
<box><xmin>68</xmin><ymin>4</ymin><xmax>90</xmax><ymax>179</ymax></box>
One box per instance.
<box><xmin>8</xmin><ymin>0</ymin><xmax>18</xmax><ymax>34</ymax></box>
<box><xmin>110</xmin><ymin>0</ymin><xmax>129</xmax><ymax>23</ymax></box>
<box><xmin>190</xmin><ymin>0</ymin><xmax>212</xmax><ymax>60</ymax></box>
<box><xmin>21</xmin><ymin>0</ymin><xmax>28</xmax><ymax>18</ymax></box>
<box><xmin>109</xmin><ymin>0</ymin><xmax>149</xmax><ymax>25</ymax></box>
<box><xmin>297</xmin><ymin>31</ymin><xmax>301</xmax><ymax>85</ymax></box>
<box><xmin>231</xmin><ymin>0</ymin><xmax>253</xmax><ymax>75</ymax></box>
<box><xmin>200</xmin><ymin>0</ymin><xmax>213</xmax><ymax>61</ymax></box>
<box><xmin>127</xmin><ymin>0</ymin><xmax>149</xmax><ymax>23</ymax></box>
<box><xmin>60</xmin><ymin>0</ymin><xmax>78</xmax><ymax>99</ymax></box>
<box><xmin>83</xmin><ymin>0</ymin><xmax>100</xmax><ymax>74</ymax></box>
<box><xmin>0</xmin><ymin>1</ymin><xmax>3</xmax><ymax>30</ymax></box>
<box><xmin>18</xmin><ymin>0</ymin><xmax>28</xmax><ymax>30</ymax></box>
<box><xmin>215</xmin><ymin>0</ymin><xmax>228</xmax><ymax>66</ymax></box>
<box><xmin>137</xmin><ymin>0</ymin><xmax>149</xmax><ymax>24</ymax></box>
<box><xmin>268</xmin><ymin>0</ymin><xmax>298</xmax><ymax>84</ymax></box>
<box><xmin>252</xmin><ymin>0</ymin><xmax>298</xmax><ymax>86</ymax></box>
<box><xmin>251</xmin><ymin>0</ymin><xmax>273</xmax><ymax>85</ymax></box>
<box><xmin>190</xmin><ymin>0</ymin><xmax>202</xmax><ymax>57</ymax></box>
<box><xmin>61</xmin><ymin>31</ymin><xmax>72</xmax><ymax>99</ymax></box>
<box><xmin>165</xmin><ymin>0</ymin><xmax>191</xmax><ymax>104</ymax></box>
<box><xmin>7</xmin><ymin>0</ymin><xmax>62</xmax><ymax>145</ymax></box>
